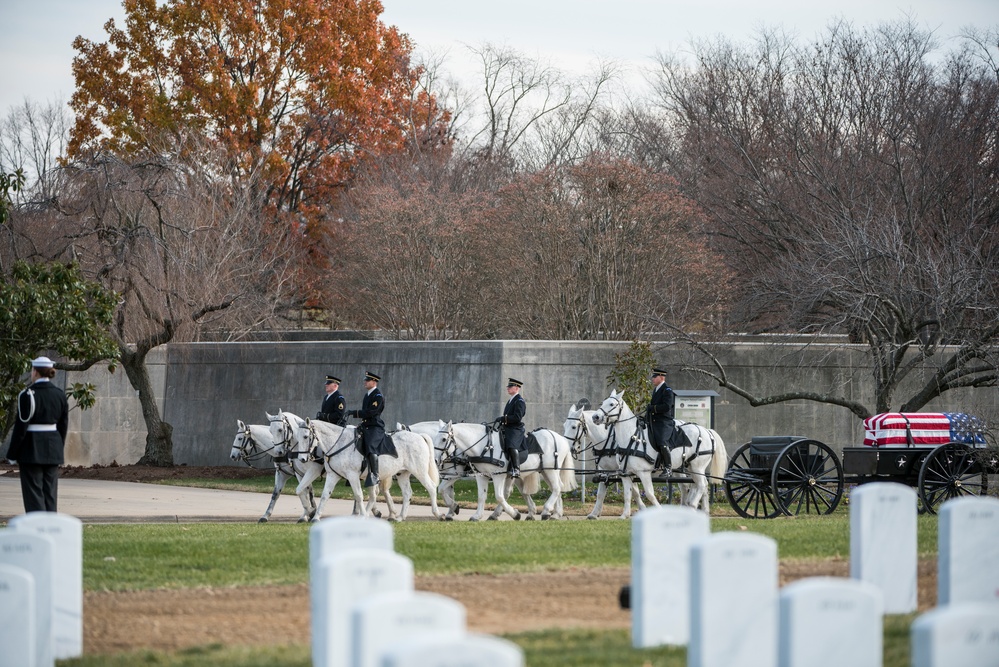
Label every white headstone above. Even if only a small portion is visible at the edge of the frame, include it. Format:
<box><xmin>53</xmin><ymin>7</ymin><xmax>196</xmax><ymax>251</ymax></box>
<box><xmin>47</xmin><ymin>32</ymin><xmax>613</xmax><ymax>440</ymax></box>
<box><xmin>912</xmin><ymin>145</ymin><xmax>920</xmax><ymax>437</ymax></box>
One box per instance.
<box><xmin>689</xmin><ymin>532</ymin><xmax>779</xmax><ymax>667</ymax></box>
<box><xmin>310</xmin><ymin>516</ymin><xmax>394</xmax><ymax>573</ymax></box>
<box><xmin>312</xmin><ymin>548</ymin><xmax>413</xmax><ymax>667</ymax></box>
<box><xmin>938</xmin><ymin>496</ymin><xmax>999</xmax><ymax>605</ymax></box>
<box><xmin>778</xmin><ymin>577</ymin><xmax>884</xmax><ymax>667</ymax></box>
<box><xmin>0</xmin><ymin>531</ymin><xmax>55</xmax><ymax>667</ymax></box>
<box><xmin>381</xmin><ymin>633</ymin><xmax>525</xmax><ymax>667</ymax></box>
<box><xmin>911</xmin><ymin>602</ymin><xmax>999</xmax><ymax>667</ymax></box>
<box><xmin>632</xmin><ymin>505</ymin><xmax>710</xmax><ymax>647</ymax></box>
<box><xmin>9</xmin><ymin>513</ymin><xmax>83</xmax><ymax>659</ymax></box>
<box><xmin>849</xmin><ymin>482</ymin><xmax>918</xmax><ymax>614</ymax></box>
<box><xmin>352</xmin><ymin>591</ymin><xmax>466</xmax><ymax>667</ymax></box>
<box><xmin>310</xmin><ymin>517</ymin><xmax>395</xmax><ymax>667</ymax></box>
<box><xmin>0</xmin><ymin>564</ymin><xmax>35</xmax><ymax>667</ymax></box>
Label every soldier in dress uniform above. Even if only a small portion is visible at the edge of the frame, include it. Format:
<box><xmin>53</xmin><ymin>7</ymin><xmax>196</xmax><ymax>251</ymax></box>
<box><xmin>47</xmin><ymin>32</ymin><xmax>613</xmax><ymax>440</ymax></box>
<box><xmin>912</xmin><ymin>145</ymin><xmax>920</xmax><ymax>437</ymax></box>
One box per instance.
<box><xmin>316</xmin><ymin>374</ymin><xmax>347</xmax><ymax>426</ymax></box>
<box><xmin>347</xmin><ymin>370</ymin><xmax>387</xmax><ymax>487</ymax></box>
<box><xmin>645</xmin><ymin>366</ymin><xmax>676</xmax><ymax>474</ymax></box>
<box><xmin>5</xmin><ymin>356</ymin><xmax>69</xmax><ymax>512</ymax></box>
<box><xmin>495</xmin><ymin>378</ymin><xmax>527</xmax><ymax>478</ymax></box>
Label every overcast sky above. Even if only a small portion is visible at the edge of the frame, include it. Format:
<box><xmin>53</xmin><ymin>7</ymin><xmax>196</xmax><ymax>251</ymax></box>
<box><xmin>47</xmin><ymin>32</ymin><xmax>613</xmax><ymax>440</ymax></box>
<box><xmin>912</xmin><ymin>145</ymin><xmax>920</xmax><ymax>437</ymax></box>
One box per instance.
<box><xmin>1</xmin><ymin>0</ymin><xmax>997</xmax><ymax>113</ymax></box>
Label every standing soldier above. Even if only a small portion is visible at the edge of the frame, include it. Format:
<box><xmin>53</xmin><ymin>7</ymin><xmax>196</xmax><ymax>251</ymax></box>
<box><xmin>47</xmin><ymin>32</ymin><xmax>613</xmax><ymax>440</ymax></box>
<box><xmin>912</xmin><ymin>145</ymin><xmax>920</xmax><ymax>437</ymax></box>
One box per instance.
<box><xmin>645</xmin><ymin>366</ymin><xmax>676</xmax><ymax>474</ymax></box>
<box><xmin>348</xmin><ymin>370</ymin><xmax>391</xmax><ymax>487</ymax></box>
<box><xmin>495</xmin><ymin>378</ymin><xmax>527</xmax><ymax>478</ymax></box>
<box><xmin>316</xmin><ymin>374</ymin><xmax>347</xmax><ymax>426</ymax></box>
<box><xmin>6</xmin><ymin>356</ymin><xmax>70</xmax><ymax>513</ymax></box>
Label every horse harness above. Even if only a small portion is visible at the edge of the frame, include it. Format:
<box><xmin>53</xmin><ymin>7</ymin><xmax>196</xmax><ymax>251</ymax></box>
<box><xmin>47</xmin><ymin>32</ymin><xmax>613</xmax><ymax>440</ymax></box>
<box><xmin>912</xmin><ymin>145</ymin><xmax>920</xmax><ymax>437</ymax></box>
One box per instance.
<box><xmin>235</xmin><ymin>424</ymin><xmax>290</xmax><ymax>470</ymax></box>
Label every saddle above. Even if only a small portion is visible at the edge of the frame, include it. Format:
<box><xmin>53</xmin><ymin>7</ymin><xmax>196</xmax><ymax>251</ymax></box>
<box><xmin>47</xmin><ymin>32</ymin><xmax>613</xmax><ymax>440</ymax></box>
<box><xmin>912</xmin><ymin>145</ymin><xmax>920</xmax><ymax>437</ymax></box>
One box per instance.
<box><xmin>467</xmin><ymin>427</ymin><xmax>540</xmax><ymax>467</ymax></box>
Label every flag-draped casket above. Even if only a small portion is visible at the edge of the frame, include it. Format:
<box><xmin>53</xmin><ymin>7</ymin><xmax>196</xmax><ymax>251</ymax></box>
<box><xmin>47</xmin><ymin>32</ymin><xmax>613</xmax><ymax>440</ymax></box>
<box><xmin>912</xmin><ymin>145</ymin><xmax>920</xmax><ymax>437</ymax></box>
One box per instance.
<box><xmin>862</xmin><ymin>413</ymin><xmax>987</xmax><ymax>447</ymax></box>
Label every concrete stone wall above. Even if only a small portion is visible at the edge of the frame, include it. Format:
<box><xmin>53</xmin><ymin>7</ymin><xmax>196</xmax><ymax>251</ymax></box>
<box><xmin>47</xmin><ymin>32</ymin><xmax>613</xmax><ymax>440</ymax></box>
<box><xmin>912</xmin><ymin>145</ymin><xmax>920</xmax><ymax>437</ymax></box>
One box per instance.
<box><xmin>59</xmin><ymin>339</ymin><xmax>999</xmax><ymax>466</ymax></box>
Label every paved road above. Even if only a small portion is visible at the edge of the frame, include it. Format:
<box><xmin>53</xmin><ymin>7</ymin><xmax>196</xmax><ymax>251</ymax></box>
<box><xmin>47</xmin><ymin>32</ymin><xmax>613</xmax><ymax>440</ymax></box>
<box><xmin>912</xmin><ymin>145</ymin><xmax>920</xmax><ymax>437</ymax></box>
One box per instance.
<box><xmin>0</xmin><ymin>473</ymin><xmax>440</xmax><ymax>523</ymax></box>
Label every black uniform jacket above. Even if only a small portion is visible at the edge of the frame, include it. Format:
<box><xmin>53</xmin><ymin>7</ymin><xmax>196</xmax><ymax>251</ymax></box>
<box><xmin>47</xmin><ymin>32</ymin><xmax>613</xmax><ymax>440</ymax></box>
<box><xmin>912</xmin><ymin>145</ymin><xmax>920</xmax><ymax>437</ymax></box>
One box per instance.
<box><xmin>8</xmin><ymin>379</ymin><xmax>69</xmax><ymax>464</ymax></box>
<box><xmin>499</xmin><ymin>393</ymin><xmax>527</xmax><ymax>452</ymax></box>
<box><xmin>350</xmin><ymin>387</ymin><xmax>395</xmax><ymax>456</ymax></box>
<box><xmin>318</xmin><ymin>390</ymin><xmax>347</xmax><ymax>426</ymax></box>
<box><xmin>645</xmin><ymin>383</ymin><xmax>676</xmax><ymax>452</ymax></box>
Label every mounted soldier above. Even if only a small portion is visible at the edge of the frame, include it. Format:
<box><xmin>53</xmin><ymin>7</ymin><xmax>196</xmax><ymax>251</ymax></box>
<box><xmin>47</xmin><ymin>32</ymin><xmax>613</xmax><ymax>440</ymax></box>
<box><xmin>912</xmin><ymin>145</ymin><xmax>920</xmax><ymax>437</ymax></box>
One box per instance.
<box><xmin>495</xmin><ymin>377</ymin><xmax>527</xmax><ymax>478</ymax></box>
<box><xmin>347</xmin><ymin>370</ymin><xmax>395</xmax><ymax>487</ymax></box>
<box><xmin>645</xmin><ymin>366</ymin><xmax>677</xmax><ymax>474</ymax></box>
<box><xmin>316</xmin><ymin>374</ymin><xmax>347</xmax><ymax>426</ymax></box>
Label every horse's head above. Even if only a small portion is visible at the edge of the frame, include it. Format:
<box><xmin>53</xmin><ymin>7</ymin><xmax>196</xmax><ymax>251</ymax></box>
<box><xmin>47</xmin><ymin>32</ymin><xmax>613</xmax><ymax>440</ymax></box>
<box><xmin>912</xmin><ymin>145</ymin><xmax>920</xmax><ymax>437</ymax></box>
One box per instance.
<box><xmin>563</xmin><ymin>404</ymin><xmax>586</xmax><ymax>451</ymax></box>
<box><xmin>592</xmin><ymin>389</ymin><xmax>627</xmax><ymax>426</ymax></box>
<box><xmin>297</xmin><ymin>418</ymin><xmax>321</xmax><ymax>463</ymax></box>
<box><xmin>230</xmin><ymin>419</ymin><xmax>252</xmax><ymax>461</ymax></box>
<box><xmin>267</xmin><ymin>410</ymin><xmax>298</xmax><ymax>458</ymax></box>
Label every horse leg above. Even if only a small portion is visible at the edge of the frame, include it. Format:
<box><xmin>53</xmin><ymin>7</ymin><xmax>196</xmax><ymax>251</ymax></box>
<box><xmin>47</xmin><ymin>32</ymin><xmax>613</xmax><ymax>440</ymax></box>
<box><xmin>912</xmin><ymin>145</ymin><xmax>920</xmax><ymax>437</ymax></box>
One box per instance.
<box><xmin>468</xmin><ymin>474</ymin><xmax>489</xmax><ymax>522</ymax></box>
<box><xmin>637</xmin><ymin>471</ymin><xmax>661</xmax><ymax>510</ymax></box>
<box><xmin>295</xmin><ymin>465</ymin><xmax>323</xmax><ymax>523</ymax></box>
<box><xmin>394</xmin><ymin>472</ymin><xmax>413</xmax><ymax>521</ymax></box>
<box><xmin>439</xmin><ymin>477</ymin><xmax>458</xmax><ymax>521</ymax></box>
<box><xmin>411</xmin><ymin>469</ymin><xmax>441</xmax><ymax>521</ymax></box>
<box><xmin>489</xmin><ymin>474</ymin><xmax>521</xmax><ymax>521</ymax></box>
<box><xmin>540</xmin><ymin>470</ymin><xmax>561</xmax><ymax>520</ymax></box>
<box><xmin>310</xmin><ymin>471</ymin><xmax>342</xmax><ymax>523</ymax></box>
<box><xmin>587</xmin><ymin>481</ymin><xmax>608</xmax><ymax>520</ymax></box>
<box><xmin>489</xmin><ymin>473</ymin><xmax>516</xmax><ymax>520</ymax></box>
<box><xmin>620</xmin><ymin>477</ymin><xmax>635</xmax><ymax>519</ymax></box>
<box><xmin>260</xmin><ymin>468</ymin><xmax>287</xmax><ymax>523</ymax></box>
<box><xmin>346</xmin><ymin>473</ymin><xmax>368</xmax><ymax>518</ymax></box>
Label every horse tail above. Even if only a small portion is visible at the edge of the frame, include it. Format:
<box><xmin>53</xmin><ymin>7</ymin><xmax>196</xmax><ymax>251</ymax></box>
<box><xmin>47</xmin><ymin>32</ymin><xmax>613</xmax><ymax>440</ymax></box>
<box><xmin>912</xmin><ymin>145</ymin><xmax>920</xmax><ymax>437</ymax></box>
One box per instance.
<box><xmin>520</xmin><ymin>471</ymin><xmax>541</xmax><ymax>495</ymax></box>
<box><xmin>709</xmin><ymin>429</ymin><xmax>729</xmax><ymax>480</ymax></box>
<box><xmin>421</xmin><ymin>434</ymin><xmax>440</xmax><ymax>487</ymax></box>
<box><xmin>558</xmin><ymin>442</ymin><xmax>579</xmax><ymax>492</ymax></box>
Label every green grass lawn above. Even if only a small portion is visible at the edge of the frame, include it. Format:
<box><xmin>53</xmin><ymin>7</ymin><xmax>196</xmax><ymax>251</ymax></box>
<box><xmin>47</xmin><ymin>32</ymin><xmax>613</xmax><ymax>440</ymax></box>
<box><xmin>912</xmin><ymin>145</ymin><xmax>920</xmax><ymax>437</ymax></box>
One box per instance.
<box><xmin>61</xmin><ymin>478</ymin><xmax>943</xmax><ymax>667</ymax></box>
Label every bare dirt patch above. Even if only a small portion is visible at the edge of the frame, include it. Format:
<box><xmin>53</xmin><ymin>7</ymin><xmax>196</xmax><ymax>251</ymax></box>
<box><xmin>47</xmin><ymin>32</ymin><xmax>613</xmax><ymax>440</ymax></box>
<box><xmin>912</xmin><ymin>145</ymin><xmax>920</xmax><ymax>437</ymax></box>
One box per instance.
<box><xmin>83</xmin><ymin>561</ymin><xmax>939</xmax><ymax>655</ymax></box>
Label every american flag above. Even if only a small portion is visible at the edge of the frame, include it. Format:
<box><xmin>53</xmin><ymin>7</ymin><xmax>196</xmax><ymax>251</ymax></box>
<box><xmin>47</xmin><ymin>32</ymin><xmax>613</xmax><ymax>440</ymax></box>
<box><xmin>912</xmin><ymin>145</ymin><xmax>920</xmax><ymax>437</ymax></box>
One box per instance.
<box><xmin>863</xmin><ymin>412</ymin><xmax>986</xmax><ymax>447</ymax></box>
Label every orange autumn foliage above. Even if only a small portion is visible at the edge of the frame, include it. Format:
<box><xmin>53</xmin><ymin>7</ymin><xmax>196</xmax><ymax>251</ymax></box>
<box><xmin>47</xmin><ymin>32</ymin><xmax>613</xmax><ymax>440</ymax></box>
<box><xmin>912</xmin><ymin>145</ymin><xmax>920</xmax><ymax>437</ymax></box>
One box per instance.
<box><xmin>69</xmin><ymin>0</ymin><xmax>449</xmax><ymax>223</ymax></box>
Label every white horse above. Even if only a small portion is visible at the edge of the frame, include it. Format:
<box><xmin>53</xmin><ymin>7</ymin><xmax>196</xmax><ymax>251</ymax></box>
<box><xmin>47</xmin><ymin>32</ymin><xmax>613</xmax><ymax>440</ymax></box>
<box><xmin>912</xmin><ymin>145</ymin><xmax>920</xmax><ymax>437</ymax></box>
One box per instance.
<box><xmin>398</xmin><ymin>421</ymin><xmax>485</xmax><ymax>521</ymax></box>
<box><xmin>591</xmin><ymin>389</ymin><xmax>729</xmax><ymax>515</ymax></box>
<box><xmin>276</xmin><ymin>411</ymin><xmax>442</xmax><ymax>522</ymax></box>
<box><xmin>230</xmin><ymin>419</ymin><xmax>320</xmax><ymax>523</ymax></box>
<box><xmin>399</xmin><ymin>420</ymin><xmax>545</xmax><ymax>522</ymax></box>
<box><xmin>440</xmin><ymin>421</ymin><xmax>577</xmax><ymax>521</ymax></box>
<box><xmin>563</xmin><ymin>404</ymin><xmax>650</xmax><ymax>519</ymax></box>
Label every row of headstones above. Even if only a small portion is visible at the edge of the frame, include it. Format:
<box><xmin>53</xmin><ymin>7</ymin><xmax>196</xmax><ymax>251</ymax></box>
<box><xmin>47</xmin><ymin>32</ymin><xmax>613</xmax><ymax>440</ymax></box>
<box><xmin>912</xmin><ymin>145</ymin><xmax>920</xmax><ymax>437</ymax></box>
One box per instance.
<box><xmin>632</xmin><ymin>482</ymin><xmax>999</xmax><ymax>667</ymax></box>
<box><xmin>309</xmin><ymin>516</ymin><xmax>524</xmax><ymax>667</ymax></box>
<box><xmin>0</xmin><ymin>512</ymin><xmax>83</xmax><ymax>667</ymax></box>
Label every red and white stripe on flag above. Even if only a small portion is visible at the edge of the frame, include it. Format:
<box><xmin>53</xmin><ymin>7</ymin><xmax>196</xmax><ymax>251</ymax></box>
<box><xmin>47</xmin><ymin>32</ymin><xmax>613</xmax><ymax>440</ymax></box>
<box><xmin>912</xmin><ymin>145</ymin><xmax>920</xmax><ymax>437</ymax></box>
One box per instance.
<box><xmin>862</xmin><ymin>413</ymin><xmax>952</xmax><ymax>447</ymax></box>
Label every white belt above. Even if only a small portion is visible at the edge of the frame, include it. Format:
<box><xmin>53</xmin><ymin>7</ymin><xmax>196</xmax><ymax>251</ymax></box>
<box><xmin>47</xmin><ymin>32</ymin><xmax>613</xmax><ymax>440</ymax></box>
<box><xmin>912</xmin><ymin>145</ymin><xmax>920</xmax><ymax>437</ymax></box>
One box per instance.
<box><xmin>26</xmin><ymin>424</ymin><xmax>57</xmax><ymax>432</ymax></box>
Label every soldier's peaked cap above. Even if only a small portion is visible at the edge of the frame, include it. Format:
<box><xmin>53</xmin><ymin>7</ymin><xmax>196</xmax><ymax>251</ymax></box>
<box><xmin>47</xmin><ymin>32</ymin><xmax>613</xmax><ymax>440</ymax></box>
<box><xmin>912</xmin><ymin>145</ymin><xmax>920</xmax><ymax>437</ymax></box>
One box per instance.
<box><xmin>507</xmin><ymin>378</ymin><xmax>523</xmax><ymax>388</ymax></box>
<box><xmin>651</xmin><ymin>367</ymin><xmax>668</xmax><ymax>376</ymax></box>
<box><xmin>325</xmin><ymin>375</ymin><xmax>341</xmax><ymax>384</ymax></box>
<box><xmin>365</xmin><ymin>371</ymin><xmax>381</xmax><ymax>382</ymax></box>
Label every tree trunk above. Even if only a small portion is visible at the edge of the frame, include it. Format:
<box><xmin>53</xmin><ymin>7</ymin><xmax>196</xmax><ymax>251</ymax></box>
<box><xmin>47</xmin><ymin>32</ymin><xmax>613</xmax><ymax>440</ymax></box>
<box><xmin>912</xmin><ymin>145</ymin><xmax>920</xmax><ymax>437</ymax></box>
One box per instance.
<box><xmin>120</xmin><ymin>344</ymin><xmax>174</xmax><ymax>466</ymax></box>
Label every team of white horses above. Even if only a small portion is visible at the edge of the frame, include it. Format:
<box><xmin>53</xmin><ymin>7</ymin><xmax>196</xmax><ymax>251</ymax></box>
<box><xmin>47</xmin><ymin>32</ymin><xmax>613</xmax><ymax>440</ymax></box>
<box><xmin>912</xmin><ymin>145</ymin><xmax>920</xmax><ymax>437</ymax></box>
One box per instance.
<box><xmin>228</xmin><ymin>389</ymin><xmax>728</xmax><ymax>523</ymax></box>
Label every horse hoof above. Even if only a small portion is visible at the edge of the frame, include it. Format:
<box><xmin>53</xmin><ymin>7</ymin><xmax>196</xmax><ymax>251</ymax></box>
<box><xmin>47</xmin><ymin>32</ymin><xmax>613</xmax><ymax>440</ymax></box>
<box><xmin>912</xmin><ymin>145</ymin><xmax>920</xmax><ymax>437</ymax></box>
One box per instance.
<box><xmin>525</xmin><ymin>515</ymin><xmax>535</xmax><ymax>521</ymax></box>
<box><xmin>258</xmin><ymin>517</ymin><xmax>268</xmax><ymax>524</ymax></box>
<box><xmin>587</xmin><ymin>515</ymin><xmax>598</xmax><ymax>520</ymax></box>
<box><xmin>454</xmin><ymin>506</ymin><xmax>460</xmax><ymax>515</ymax></box>
<box><xmin>541</xmin><ymin>514</ymin><xmax>551</xmax><ymax>521</ymax></box>
<box><xmin>373</xmin><ymin>510</ymin><xmax>382</xmax><ymax>519</ymax></box>
<box><xmin>296</xmin><ymin>517</ymin><xmax>307</xmax><ymax>524</ymax></box>
<box><xmin>513</xmin><ymin>513</ymin><xmax>521</xmax><ymax>521</ymax></box>
<box><xmin>487</xmin><ymin>515</ymin><xmax>498</xmax><ymax>521</ymax></box>
<box><xmin>469</xmin><ymin>516</ymin><xmax>479</xmax><ymax>522</ymax></box>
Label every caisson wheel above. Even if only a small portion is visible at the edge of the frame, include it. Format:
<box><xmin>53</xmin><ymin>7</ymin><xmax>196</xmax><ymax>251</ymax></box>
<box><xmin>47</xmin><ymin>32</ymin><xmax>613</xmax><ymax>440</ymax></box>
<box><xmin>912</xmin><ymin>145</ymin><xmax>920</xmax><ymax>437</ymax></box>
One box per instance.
<box><xmin>918</xmin><ymin>442</ymin><xmax>988</xmax><ymax>515</ymax></box>
<box><xmin>771</xmin><ymin>439</ymin><xmax>844</xmax><ymax>516</ymax></box>
<box><xmin>724</xmin><ymin>442</ymin><xmax>782</xmax><ymax>519</ymax></box>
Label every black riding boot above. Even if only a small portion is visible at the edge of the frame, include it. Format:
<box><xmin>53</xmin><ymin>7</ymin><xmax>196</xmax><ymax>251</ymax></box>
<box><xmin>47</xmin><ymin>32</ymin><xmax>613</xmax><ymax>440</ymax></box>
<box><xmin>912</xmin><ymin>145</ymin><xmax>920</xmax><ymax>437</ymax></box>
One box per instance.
<box><xmin>505</xmin><ymin>448</ymin><xmax>520</xmax><ymax>477</ymax></box>
<box><xmin>364</xmin><ymin>452</ymin><xmax>379</xmax><ymax>487</ymax></box>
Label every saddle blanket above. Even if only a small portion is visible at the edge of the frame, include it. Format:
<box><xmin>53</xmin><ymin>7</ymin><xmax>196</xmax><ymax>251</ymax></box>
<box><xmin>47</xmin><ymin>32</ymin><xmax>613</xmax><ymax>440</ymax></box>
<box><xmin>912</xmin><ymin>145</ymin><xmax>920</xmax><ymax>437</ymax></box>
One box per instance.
<box><xmin>862</xmin><ymin>412</ymin><xmax>986</xmax><ymax>447</ymax></box>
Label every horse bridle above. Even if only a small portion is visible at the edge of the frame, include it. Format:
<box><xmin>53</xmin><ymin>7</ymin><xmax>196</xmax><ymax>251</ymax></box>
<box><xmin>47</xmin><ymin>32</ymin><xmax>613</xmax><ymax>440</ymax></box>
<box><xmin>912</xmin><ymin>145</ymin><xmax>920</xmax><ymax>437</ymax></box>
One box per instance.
<box><xmin>234</xmin><ymin>426</ymin><xmax>284</xmax><ymax>467</ymax></box>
